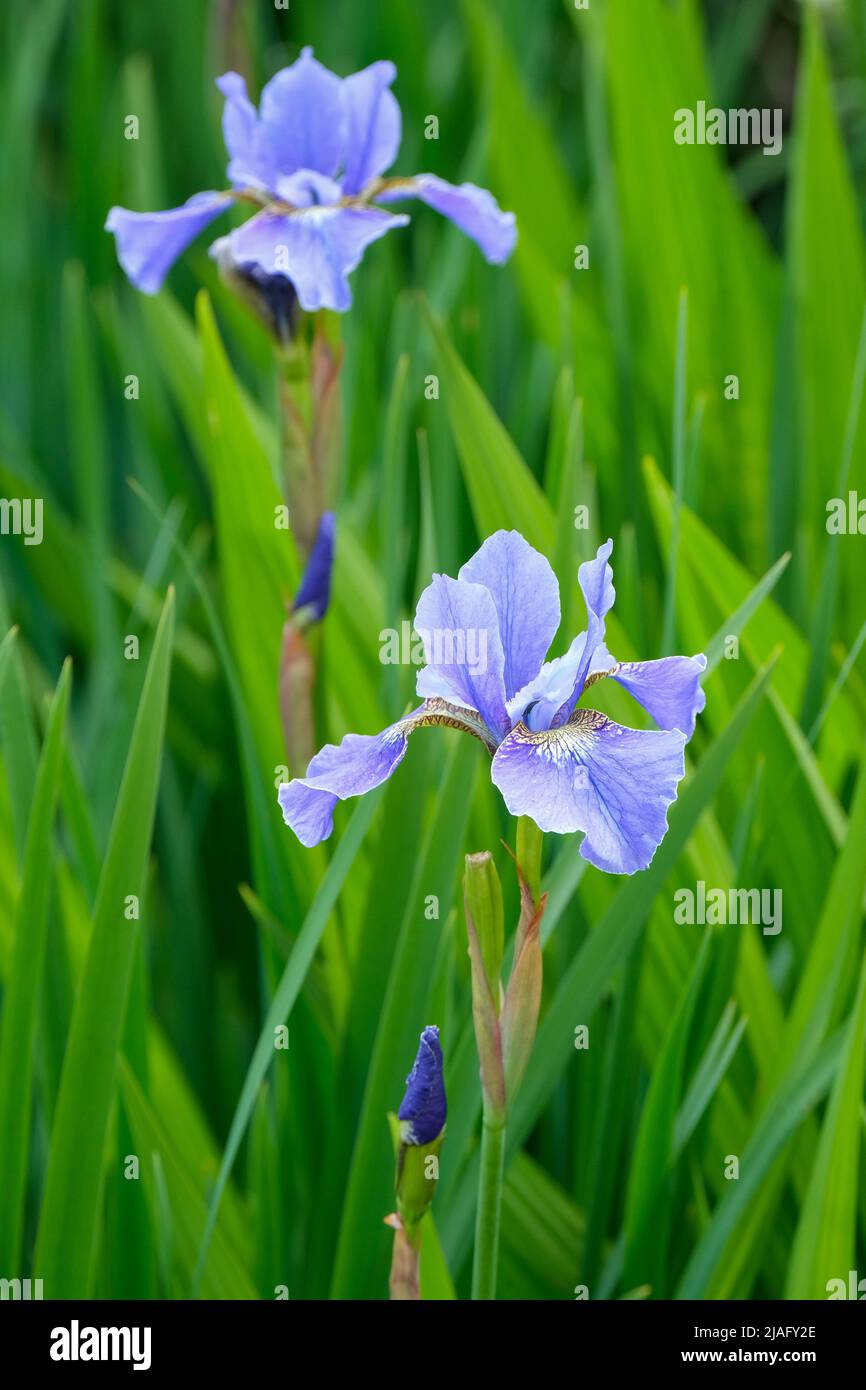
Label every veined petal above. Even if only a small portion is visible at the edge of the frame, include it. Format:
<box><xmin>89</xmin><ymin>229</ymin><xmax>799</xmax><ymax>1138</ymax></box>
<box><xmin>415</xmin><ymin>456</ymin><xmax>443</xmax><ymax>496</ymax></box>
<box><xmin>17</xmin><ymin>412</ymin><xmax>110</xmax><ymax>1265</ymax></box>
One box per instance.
<box><xmin>216</xmin><ymin>205</ymin><xmax>408</xmax><ymax>312</ymax></box>
<box><xmin>342</xmin><ymin>60</ymin><xmax>401</xmax><ymax>194</ymax></box>
<box><xmin>459</xmin><ymin>530</ymin><xmax>560</xmax><ymax>701</ymax></box>
<box><xmin>414</xmin><ymin>573</ymin><xmax>509</xmax><ymax>740</ymax></box>
<box><xmin>258</xmin><ymin>47</ymin><xmax>346</xmax><ymax>179</ymax></box>
<box><xmin>274</xmin><ymin>169</ymin><xmax>343</xmax><ymax>208</ymax></box>
<box><xmin>105</xmin><ymin>192</ymin><xmax>232</xmax><ymax>294</ymax></box>
<box><xmin>553</xmin><ymin>538</ymin><xmax>615</xmax><ymax>724</ymax></box>
<box><xmin>377</xmin><ymin>174</ymin><xmax>516</xmax><ymax>263</ymax></box>
<box><xmin>215</xmin><ymin>72</ymin><xmax>273</xmax><ymax>190</ymax></box>
<box><xmin>606</xmin><ymin>654</ymin><xmax>707</xmax><ymax>737</ymax></box>
<box><xmin>507</xmin><ymin>633</ymin><xmax>615</xmax><ymax>730</ymax></box>
<box><xmin>278</xmin><ymin>699</ymin><xmax>493</xmax><ymax>847</ymax></box>
<box><xmin>491</xmin><ymin>709</ymin><xmax>687</xmax><ymax>875</ymax></box>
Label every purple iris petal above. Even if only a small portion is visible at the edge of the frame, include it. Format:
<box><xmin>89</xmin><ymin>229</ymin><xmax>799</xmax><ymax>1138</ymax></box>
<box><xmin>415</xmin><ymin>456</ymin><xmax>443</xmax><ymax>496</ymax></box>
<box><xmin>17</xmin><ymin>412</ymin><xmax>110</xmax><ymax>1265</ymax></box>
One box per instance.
<box><xmin>257</xmin><ymin>46</ymin><xmax>346</xmax><ymax>180</ymax></box>
<box><xmin>507</xmin><ymin>633</ymin><xmax>615</xmax><ymax>731</ymax></box>
<box><xmin>342</xmin><ymin>60</ymin><xmax>401</xmax><ymax>195</ymax></box>
<box><xmin>293</xmin><ymin>512</ymin><xmax>335</xmax><ymax>622</ymax></box>
<box><xmin>459</xmin><ymin>530</ymin><xmax>560</xmax><ymax>701</ymax></box>
<box><xmin>553</xmin><ymin>539</ymin><xmax>615</xmax><ymax>725</ymax></box>
<box><xmin>278</xmin><ymin>717</ymin><xmax>416</xmax><ymax>847</ymax></box>
<box><xmin>105</xmin><ymin>192</ymin><xmax>232</xmax><ymax>294</ymax></box>
<box><xmin>216</xmin><ymin>72</ymin><xmax>274</xmax><ymax>191</ymax></box>
<box><xmin>274</xmin><ymin>170</ymin><xmax>343</xmax><ymax>208</ymax></box>
<box><xmin>378</xmin><ymin>174</ymin><xmax>517</xmax><ymax>263</ymax></box>
<box><xmin>491</xmin><ymin>712</ymin><xmax>688</xmax><ymax>875</ymax></box>
<box><xmin>414</xmin><ymin>573</ymin><xmax>510</xmax><ymax>740</ymax></box>
<box><xmin>218</xmin><ymin>205</ymin><xmax>408</xmax><ymax>312</ymax></box>
<box><xmin>398</xmin><ymin>1026</ymin><xmax>446</xmax><ymax>1145</ymax></box>
<box><xmin>609</xmin><ymin>654</ymin><xmax>708</xmax><ymax>737</ymax></box>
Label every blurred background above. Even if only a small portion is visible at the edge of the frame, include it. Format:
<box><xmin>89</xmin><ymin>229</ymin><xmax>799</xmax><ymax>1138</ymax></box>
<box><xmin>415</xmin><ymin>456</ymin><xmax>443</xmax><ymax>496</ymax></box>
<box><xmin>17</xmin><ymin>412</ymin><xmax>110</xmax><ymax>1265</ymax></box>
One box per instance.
<box><xmin>0</xmin><ymin>0</ymin><xmax>865</xmax><ymax>1301</ymax></box>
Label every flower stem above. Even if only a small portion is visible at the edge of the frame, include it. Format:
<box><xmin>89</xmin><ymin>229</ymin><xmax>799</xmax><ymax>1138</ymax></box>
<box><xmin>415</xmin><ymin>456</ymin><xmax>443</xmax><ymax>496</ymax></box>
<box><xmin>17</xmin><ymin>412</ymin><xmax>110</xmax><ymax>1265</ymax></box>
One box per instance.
<box><xmin>516</xmin><ymin>815</ymin><xmax>543</xmax><ymax>902</ymax></box>
<box><xmin>471</xmin><ymin>1116</ymin><xmax>506</xmax><ymax>1300</ymax></box>
<box><xmin>388</xmin><ymin>1221</ymin><xmax>421</xmax><ymax>1301</ymax></box>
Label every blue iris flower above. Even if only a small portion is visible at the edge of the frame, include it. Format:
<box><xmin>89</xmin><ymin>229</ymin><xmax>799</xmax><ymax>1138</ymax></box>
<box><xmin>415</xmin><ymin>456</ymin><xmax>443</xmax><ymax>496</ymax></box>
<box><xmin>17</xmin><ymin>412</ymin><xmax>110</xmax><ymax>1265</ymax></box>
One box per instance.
<box><xmin>106</xmin><ymin>48</ymin><xmax>516</xmax><ymax>310</ymax></box>
<box><xmin>279</xmin><ymin>530</ymin><xmax>707</xmax><ymax>875</ymax></box>
<box><xmin>398</xmin><ymin>1026</ymin><xmax>446</xmax><ymax>1146</ymax></box>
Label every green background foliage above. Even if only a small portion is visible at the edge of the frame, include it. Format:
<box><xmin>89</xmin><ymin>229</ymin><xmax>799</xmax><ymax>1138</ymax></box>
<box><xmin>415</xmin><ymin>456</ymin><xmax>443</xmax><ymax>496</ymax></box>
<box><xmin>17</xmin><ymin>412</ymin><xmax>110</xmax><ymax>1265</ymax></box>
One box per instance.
<box><xmin>0</xmin><ymin>0</ymin><xmax>864</xmax><ymax>1300</ymax></box>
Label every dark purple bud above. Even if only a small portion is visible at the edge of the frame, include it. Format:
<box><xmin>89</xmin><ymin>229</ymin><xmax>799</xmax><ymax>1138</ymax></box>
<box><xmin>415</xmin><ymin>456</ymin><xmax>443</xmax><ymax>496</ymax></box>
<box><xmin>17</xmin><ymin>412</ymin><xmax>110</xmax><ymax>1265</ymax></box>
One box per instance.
<box><xmin>293</xmin><ymin>511</ymin><xmax>335</xmax><ymax>625</ymax></box>
<box><xmin>398</xmin><ymin>1025</ymin><xmax>446</xmax><ymax>1145</ymax></box>
<box><xmin>212</xmin><ymin>238</ymin><xmax>300</xmax><ymax>346</ymax></box>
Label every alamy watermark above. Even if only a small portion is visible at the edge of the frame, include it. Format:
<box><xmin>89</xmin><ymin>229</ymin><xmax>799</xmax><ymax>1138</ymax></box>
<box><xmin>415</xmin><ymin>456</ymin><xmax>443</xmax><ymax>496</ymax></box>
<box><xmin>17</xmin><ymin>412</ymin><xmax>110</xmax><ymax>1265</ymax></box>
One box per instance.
<box><xmin>827</xmin><ymin>1270</ymin><xmax>866</xmax><ymax>1299</ymax></box>
<box><xmin>674</xmin><ymin>101</ymin><xmax>782</xmax><ymax>157</ymax></box>
<box><xmin>674</xmin><ymin>881</ymin><xmax>782</xmax><ymax>936</ymax></box>
<box><xmin>50</xmin><ymin>1321</ymin><xmax>151</xmax><ymax>1371</ymax></box>
<box><xmin>379</xmin><ymin>621</ymin><xmax>488</xmax><ymax>675</ymax></box>
<box><xmin>1</xmin><ymin>1277</ymin><xmax>43</xmax><ymax>1299</ymax></box>
<box><xmin>0</xmin><ymin>497</ymin><xmax>43</xmax><ymax>546</ymax></box>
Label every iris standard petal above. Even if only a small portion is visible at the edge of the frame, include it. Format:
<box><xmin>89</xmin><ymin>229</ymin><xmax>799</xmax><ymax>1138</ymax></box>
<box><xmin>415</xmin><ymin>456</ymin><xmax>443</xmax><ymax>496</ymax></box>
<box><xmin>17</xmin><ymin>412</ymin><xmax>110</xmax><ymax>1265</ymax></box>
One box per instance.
<box><xmin>279</xmin><ymin>699</ymin><xmax>495</xmax><ymax>846</ymax></box>
<box><xmin>274</xmin><ymin>170</ymin><xmax>343</xmax><ymax>208</ymax></box>
<box><xmin>105</xmin><ymin>192</ymin><xmax>232</xmax><ymax>294</ymax></box>
<box><xmin>506</xmin><ymin>632</ymin><xmax>616</xmax><ymax>730</ymax></box>
<box><xmin>398</xmin><ymin>1025</ymin><xmax>446</xmax><ymax>1145</ymax></box>
<box><xmin>553</xmin><ymin>538</ymin><xmax>615</xmax><ymax>724</ymax></box>
<box><xmin>258</xmin><ymin>46</ymin><xmax>346</xmax><ymax>179</ymax></box>
<box><xmin>342</xmin><ymin>60</ymin><xmax>401</xmax><ymax>194</ymax></box>
<box><xmin>459</xmin><ymin>530</ymin><xmax>560</xmax><ymax>702</ymax></box>
<box><xmin>606</xmin><ymin>654</ymin><xmax>707</xmax><ymax>737</ymax></box>
<box><xmin>215</xmin><ymin>72</ymin><xmax>273</xmax><ymax>190</ymax></box>
<box><xmin>414</xmin><ymin>573</ymin><xmax>510</xmax><ymax>740</ymax></box>
<box><xmin>377</xmin><ymin>174</ymin><xmax>516</xmax><ymax>263</ymax></box>
<box><xmin>216</xmin><ymin>205</ymin><xmax>408</xmax><ymax>312</ymax></box>
<box><xmin>491</xmin><ymin>709</ymin><xmax>687</xmax><ymax>874</ymax></box>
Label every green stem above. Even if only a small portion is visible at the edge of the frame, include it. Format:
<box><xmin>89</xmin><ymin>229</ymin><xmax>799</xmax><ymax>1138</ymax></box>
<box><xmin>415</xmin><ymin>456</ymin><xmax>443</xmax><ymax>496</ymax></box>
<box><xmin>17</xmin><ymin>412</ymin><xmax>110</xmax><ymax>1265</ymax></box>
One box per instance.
<box><xmin>471</xmin><ymin>1117</ymin><xmax>506</xmax><ymax>1300</ymax></box>
<box><xmin>516</xmin><ymin>815</ymin><xmax>543</xmax><ymax>904</ymax></box>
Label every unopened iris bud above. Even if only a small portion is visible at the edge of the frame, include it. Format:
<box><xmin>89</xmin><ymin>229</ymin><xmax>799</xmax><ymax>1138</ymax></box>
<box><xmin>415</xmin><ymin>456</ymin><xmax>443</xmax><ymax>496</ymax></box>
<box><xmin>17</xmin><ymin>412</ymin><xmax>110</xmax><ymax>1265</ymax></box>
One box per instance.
<box><xmin>394</xmin><ymin>1026</ymin><xmax>446</xmax><ymax>1232</ymax></box>
<box><xmin>292</xmin><ymin>511</ymin><xmax>335</xmax><ymax>628</ymax></box>
<box><xmin>398</xmin><ymin>1024</ymin><xmax>446</xmax><ymax>1145</ymax></box>
<box><xmin>463</xmin><ymin>855</ymin><xmax>506</xmax><ymax>1125</ymax></box>
<box><xmin>464</xmin><ymin>851</ymin><xmax>504</xmax><ymax>1000</ymax></box>
<box><xmin>211</xmin><ymin>237</ymin><xmax>301</xmax><ymax>346</ymax></box>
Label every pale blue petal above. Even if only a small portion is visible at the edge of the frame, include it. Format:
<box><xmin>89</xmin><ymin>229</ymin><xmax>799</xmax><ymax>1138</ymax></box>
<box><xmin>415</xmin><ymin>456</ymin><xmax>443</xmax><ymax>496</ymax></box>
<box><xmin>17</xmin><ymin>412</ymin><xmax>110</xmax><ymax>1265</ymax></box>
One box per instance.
<box><xmin>215</xmin><ymin>205</ymin><xmax>408</xmax><ymax>312</ymax></box>
<box><xmin>609</xmin><ymin>654</ymin><xmax>707</xmax><ymax>737</ymax></box>
<box><xmin>274</xmin><ymin>170</ymin><xmax>343</xmax><ymax>208</ymax></box>
<box><xmin>342</xmin><ymin>60</ymin><xmax>401</xmax><ymax>194</ymax></box>
<box><xmin>553</xmin><ymin>538</ymin><xmax>615</xmax><ymax>724</ymax></box>
<box><xmin>491</xmin><ymin>710</ymin><xmax>687</xmax><ymax>875</ymax></box>
<box><xmin>459</xmin><ymin>530</ymin><xmax>560</xmax><ymax>701</ymax></box>
<box><xmin>414</xmin><ymin>573</ymin><xmax>509</xmax><ymax>740</ymax></box>
<box><xmin>278</xmin><ymin>719</ymin><xmax>413</xmax><ymax>847</ymax></box>
<box><xmin>215</xmin><ymin>71</ymin><xmax>275</xmax><ymax>191</ymax></box>
<box><xmin>278</xmin><ymin>700</ymin><xmax>492</xmax><ymax>846</ymax></box>
<box><xmin>105</xmin><ymin>192</ymin><xmax>232</xmax><ymax>293</ymax></box>
<box><xmin>507</xmin><ymin>635</ymin><xmax>616</xmax><ymax>730</ymax></box>
<box><xmin>258</xmin><ymin>46</ymin><xmax>346</xmax><ymax>178</ymax></box>
<box><xmin>378</xmin><ymin>174</ymin><xmax>516</xmax><ymax>263</ymax></box>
